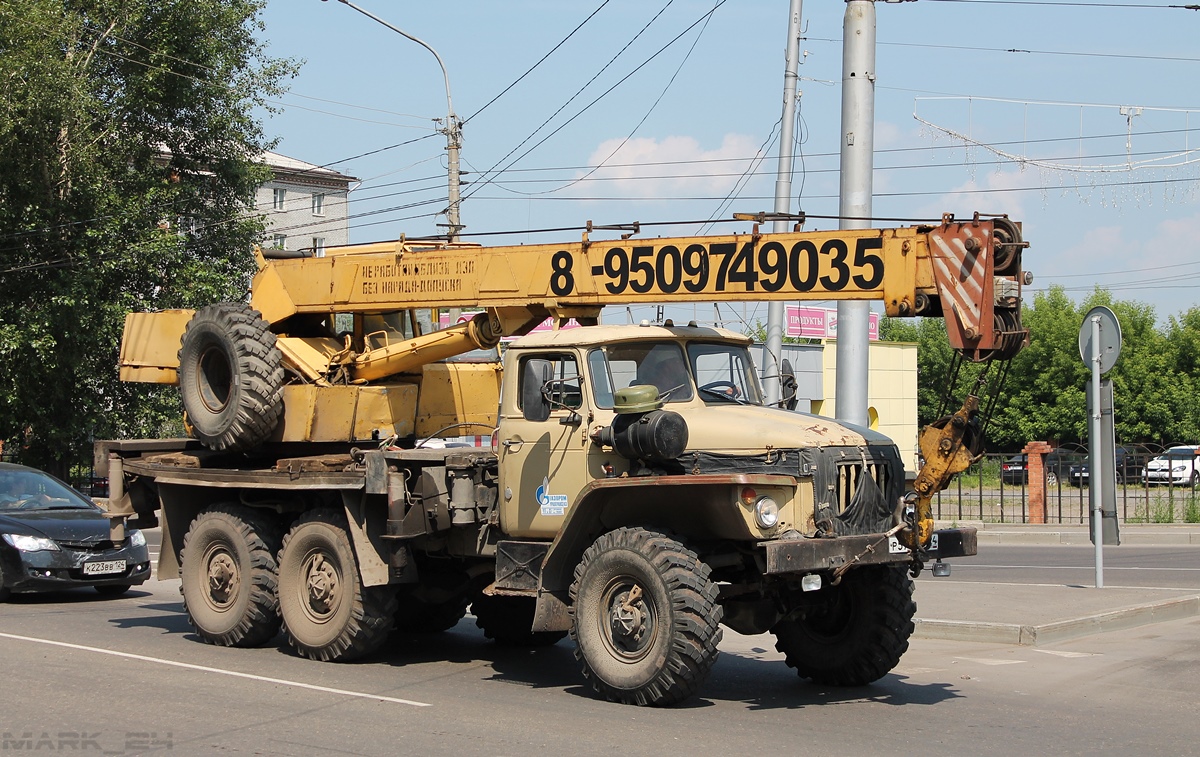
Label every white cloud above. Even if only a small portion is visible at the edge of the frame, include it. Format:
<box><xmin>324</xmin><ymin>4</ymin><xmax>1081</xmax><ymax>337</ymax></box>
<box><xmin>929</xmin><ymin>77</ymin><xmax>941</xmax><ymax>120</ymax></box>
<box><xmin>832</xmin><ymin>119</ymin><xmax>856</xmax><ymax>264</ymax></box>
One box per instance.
<box><xmin>1039</xmin><ymin>212</ymin><xmax>1200</xmax><ymax>317</ymax></box>
<box><xmin>917</xmin><ymin>167</ymin><xmax>1030</xmax><ymax>221</ymax></box>
<box><xmin>570</xmin><ymin>133</ymin><xmax>765</xmax><ymax>199</ymax></box>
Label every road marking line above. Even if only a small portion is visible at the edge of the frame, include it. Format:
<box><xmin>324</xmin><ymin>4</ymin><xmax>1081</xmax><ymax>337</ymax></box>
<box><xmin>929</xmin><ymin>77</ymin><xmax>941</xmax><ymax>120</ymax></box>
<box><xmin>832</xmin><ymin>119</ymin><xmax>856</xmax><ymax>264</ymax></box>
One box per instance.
<box><xmin>957</xmin><ymin>564</ymin><xmax>1200</xmax><ymax>572</ymax></box>
<box><xmin>1033</xmin><ymin>649</ymin><xmax>1100</xmax><ymax>658</ymax></box>
<box><xmin>954</xmin><ymin>657</ymin><xmax>1026</xmax><ymax>666</ymax></box>
<box><xmin>0</xmin><ymin>631</ymin><xmax>431</xmax><ymax>708</ymax></box>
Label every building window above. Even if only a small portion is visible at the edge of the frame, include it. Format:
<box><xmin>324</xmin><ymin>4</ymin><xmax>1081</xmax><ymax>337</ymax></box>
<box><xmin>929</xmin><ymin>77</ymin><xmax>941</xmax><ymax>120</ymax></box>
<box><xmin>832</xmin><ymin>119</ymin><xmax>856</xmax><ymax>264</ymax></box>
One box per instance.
<box><xmin>311</xmin><ymin>192</ymin><xmax>325</xmax><ymax>217</ymax></box>
<box><xmin>312</xmin><ymin>237</ymin><xmax>326</xmax><ymax>257</ymax></box>
<box><xmin>271</xmin><ymin>233</ymin><xmax>287</xmax><ymax>249</ymax></box>
<box><xmin>272</xmin><ymin>187</ymin><xmax>286</xmax><ymax>211</ymax></box>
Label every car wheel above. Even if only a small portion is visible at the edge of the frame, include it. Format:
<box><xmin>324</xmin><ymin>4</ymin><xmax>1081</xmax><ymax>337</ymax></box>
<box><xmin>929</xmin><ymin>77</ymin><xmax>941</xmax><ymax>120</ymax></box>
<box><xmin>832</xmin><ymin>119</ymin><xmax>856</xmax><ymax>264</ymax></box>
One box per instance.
<box><xmin>278</xmin><ymin>508</ymin><xmax>397</xmax><ymax>662</ymax></box>
<box><xmin>570</xmin><ymin>527</ymin><xmax>722</xmax><ymax>706</ymax></box>
<box><xmin>94</xmin><ymin>584</ymin><xmax>132</xmax><ymax>597</ymax></box>
<box><xmin>180</xmin><ymin>504</ymin><xmax>283</xmax><ymax>647</ymax></box>
<box><xmin>0</xmin><ymin>562</ymin><xmax>9</xmax><ymax>602</ymax></box>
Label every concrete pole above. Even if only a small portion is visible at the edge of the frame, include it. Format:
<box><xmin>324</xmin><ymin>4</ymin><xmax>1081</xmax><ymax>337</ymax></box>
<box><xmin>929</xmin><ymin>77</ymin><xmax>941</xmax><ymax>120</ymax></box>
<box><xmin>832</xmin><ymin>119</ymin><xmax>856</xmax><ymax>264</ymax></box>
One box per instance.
<box><xmin>764</xmin><ymin>0</ymin><xmax>805</xmax><ymax>406</ymax></box>
<box><xmin>1091</xmin><ymin>314</ymin><xmax>1105</xmax><ymax>588</ymax></box>
<box><xmin>834</xmin><ymin>0</ymin><xmax>876</xmax><ymax>427</ymax></box>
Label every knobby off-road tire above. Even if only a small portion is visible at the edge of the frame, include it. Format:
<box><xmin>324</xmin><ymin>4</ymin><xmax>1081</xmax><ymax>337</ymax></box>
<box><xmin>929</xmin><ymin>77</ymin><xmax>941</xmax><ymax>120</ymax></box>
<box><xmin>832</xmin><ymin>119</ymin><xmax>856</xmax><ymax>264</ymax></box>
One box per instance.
<box><xmin>772</xmin><ymin>564</ymin><xmax>915</xmax><ymax>687</ymax></box>
<box><xmin>278</xmin><ymin>509</ymin><xmax>397</xmax><ymax>662</ymax></box>
<box><xmin>177</xmin><ymin>302</ymin><xmax>284</xmax><ymax>451</ymax></box>
<box><xmin>179</xmin><ymin>505</ymin><xmax>283</xmax><ymax>647</ymax></box>
<box><xmin>472</xmin><ymin>594</ymin><xmax>567</xmax><ymax>647</ymax></box>
<box><xmin>570</xmin><ymin>527</ymin><xmax>723</xmax><ymax>707</ymax></box>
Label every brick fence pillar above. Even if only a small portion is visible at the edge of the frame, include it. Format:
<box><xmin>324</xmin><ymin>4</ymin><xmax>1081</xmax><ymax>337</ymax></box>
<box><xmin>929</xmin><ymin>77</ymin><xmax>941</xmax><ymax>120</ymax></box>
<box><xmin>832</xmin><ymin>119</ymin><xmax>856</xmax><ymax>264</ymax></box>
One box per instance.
<box><xmin>1023</xmin><ymin>441</ymin><xmax>1053</xmax><ymax>524</ymax></box>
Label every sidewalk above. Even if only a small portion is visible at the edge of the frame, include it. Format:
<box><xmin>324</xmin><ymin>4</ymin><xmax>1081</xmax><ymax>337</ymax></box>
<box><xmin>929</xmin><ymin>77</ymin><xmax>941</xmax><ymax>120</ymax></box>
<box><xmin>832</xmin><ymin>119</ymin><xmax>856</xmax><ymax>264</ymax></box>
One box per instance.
<box><xmin>914</xmin><ymin>522</ymin><xmax>1200</xmax><ymax>645</ymax></box>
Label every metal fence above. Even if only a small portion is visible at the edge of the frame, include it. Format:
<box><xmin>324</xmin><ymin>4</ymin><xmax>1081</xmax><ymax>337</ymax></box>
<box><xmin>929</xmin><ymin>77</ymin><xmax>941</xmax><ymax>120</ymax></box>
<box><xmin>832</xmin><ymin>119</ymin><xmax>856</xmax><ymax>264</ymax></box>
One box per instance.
<box><xmin>931</xmin><ymin>444</ymin><xmax>1200</xmax><ymax>524</ymax></box>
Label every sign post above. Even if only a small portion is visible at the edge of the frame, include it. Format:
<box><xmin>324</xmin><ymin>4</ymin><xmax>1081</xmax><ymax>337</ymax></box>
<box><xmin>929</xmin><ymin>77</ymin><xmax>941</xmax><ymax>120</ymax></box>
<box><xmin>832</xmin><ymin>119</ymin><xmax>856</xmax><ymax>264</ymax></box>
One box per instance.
<box><xmin>1078</xmin><ymin>306</ymin><xmax>1122</xmax><ymax>588</ymax></box>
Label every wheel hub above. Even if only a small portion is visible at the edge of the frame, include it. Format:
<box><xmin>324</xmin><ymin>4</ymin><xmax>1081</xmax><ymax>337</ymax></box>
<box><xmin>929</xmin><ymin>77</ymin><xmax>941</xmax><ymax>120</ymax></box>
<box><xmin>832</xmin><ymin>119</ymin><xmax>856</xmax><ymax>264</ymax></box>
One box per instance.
<box><xmin>606</xmin><ymin>583</ymin><xmax>652</xmax><ymax>657</ymax></box>
<box><xmin>205</xmin><ymin>550</ymin><xmax>238</xmax><ymax>607</ymax></box>
<box><xmin>303</xmin><ymin>553</ymin><xmax>339</xmax><ymax>617</ymax></box>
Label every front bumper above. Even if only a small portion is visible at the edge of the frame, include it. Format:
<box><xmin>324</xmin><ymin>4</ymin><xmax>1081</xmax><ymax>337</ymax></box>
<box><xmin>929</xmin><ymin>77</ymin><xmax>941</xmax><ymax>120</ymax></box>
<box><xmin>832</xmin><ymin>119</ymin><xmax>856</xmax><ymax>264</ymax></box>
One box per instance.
<box><xmin>763</xmin><ymin>527</ymin><xmax>977</xmax><ymax>575</ymax></box>
<box><xmin>1145</xmin><ymin>470</ymin><xmax>1190</xmax><ymax>484</ymax></box>
<box><xmin>2</xmin><ymin>542</ymin><xmax>151</xmax><ymax>593</ymax></box>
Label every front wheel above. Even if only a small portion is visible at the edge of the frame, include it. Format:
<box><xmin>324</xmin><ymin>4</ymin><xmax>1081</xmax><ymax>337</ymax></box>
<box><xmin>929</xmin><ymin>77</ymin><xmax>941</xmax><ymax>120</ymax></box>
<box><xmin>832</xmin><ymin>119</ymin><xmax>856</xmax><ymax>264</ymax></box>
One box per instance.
<box><xmin>570</xmin><ymin>528</ymin><xmax>722</xmax><ymax>706</ymax></box>
<box><xmin>278</xmin><ymin>509</ymin><xmax>396</xmax><ymax>662</ymax></box>
<box><xmin>772</xmin><ymin>564</ymin><xmax>915</xmax><ymax>686</ymax></box>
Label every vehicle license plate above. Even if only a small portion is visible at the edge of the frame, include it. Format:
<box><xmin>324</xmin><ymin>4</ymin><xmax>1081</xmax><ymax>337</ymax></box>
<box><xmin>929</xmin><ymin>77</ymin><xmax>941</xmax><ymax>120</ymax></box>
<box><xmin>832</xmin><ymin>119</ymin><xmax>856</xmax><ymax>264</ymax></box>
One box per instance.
<box><xmin>83</xmin><ymin>560</ymin><xmax>126</xmax><ymax>576</ymax></box>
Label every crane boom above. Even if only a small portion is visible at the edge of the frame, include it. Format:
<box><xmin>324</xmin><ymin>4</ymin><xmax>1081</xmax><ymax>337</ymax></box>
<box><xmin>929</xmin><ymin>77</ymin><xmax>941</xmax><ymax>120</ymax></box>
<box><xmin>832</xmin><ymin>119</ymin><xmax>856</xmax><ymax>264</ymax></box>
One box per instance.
<box><xmin>249</xmin><ymin>214</ymin><xmax>1026</xmax><ymax>362</ymax></box>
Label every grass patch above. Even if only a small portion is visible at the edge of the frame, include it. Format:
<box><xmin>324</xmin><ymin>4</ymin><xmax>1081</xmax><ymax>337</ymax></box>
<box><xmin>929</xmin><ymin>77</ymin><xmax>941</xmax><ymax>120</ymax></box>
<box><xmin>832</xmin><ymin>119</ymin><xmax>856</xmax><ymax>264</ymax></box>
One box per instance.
<box><xmin>1152</xmin><ymin>499</ymin><xmax>1177</xmax><ymax>524</ymax></box>
<box><xmin>1185</xmin><ymin>494</ymin><xmax>1200</xmax><ymax>524</ymax></box>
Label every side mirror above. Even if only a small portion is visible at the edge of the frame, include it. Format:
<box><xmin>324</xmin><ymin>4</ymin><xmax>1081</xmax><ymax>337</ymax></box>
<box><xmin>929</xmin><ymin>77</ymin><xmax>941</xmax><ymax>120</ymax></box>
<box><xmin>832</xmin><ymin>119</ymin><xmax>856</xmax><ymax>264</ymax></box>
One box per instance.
<box><xmin>521</xmin><ymin>359</ymin><xmax>553</xmax><ymax>423</ymax></box>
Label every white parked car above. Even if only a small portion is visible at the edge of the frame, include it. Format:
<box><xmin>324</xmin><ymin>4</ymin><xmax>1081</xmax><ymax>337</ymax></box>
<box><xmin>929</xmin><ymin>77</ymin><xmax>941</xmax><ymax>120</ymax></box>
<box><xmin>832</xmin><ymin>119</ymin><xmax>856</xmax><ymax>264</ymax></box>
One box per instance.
<box><xmin>1143</xmin><ymin>446</ymin><xmax>1200</xmax><ymax>486</ymax></box>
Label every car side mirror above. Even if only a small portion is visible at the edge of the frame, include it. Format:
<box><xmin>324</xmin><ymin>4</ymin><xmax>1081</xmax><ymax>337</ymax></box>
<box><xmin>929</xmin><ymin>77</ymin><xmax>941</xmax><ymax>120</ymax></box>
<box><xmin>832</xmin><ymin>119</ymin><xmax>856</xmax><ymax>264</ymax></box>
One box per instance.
<box><xmin>521</xmin><ymin>359</ymin><xmax>553</xmax><ymax>423</ymax></box>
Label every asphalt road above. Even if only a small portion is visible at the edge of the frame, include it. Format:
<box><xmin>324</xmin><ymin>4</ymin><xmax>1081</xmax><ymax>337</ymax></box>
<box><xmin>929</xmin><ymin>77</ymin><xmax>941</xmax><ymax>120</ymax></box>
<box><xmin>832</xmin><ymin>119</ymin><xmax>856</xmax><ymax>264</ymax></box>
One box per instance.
<box><xmin>0</xmin><ymin>538</ymin><xmax>1197</xmax><ymax>756</ymax></box>
<box><xmin>940</xmin><ymin>544</ymin><xmax>1200</xmax><ymax>589</ymax></box>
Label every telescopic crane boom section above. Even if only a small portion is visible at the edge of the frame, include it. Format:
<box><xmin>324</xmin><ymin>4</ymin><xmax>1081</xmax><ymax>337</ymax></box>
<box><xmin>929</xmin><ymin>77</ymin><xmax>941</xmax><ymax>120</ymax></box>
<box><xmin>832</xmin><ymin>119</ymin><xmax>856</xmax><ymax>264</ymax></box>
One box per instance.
<box><xmin>248</xmin><ymin>214</ymin><xmax>1028</xmax><ymax>365</ymax></box>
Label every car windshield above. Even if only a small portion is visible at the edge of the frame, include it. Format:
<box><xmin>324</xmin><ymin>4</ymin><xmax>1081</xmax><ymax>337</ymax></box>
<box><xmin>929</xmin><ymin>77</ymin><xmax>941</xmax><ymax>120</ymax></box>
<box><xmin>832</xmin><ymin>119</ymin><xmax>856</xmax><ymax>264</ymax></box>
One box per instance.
<box><xmin>0</xmin><ymin>468</ymin><xmax>96</xmax><ymax>512</ymax></box>
<box><xmin>1159</xmin><ymin>447</ymin><xmax>1196</xmax><ymax>460</ymax></box>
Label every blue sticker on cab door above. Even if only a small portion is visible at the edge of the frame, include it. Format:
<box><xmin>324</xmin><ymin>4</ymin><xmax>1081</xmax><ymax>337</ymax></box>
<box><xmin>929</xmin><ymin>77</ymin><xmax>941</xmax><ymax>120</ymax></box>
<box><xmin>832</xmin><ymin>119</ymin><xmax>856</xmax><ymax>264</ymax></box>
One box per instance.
<box><xmin>536</xmin><ymin>476</ymin><xmax>568</xmax><ymax>516</ymax></box>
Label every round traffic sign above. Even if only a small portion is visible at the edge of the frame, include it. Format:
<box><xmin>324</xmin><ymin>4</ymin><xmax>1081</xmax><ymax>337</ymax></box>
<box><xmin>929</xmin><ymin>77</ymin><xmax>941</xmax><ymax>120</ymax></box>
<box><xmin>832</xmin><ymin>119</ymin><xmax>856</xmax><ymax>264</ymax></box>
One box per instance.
<box><xmin>1078</xmin><ymin>306</ymin><xmax>1122</xmax><ymax>374</ymax></box>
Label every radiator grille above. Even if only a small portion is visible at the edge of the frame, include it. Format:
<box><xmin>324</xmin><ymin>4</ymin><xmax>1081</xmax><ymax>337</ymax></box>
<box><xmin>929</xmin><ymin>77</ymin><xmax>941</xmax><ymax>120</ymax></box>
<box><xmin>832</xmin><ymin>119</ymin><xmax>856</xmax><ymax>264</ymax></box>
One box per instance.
<box><xmin>835</xmin><ymin>461</ymin><xmax>891</xmax><ymax>513</ymax></box>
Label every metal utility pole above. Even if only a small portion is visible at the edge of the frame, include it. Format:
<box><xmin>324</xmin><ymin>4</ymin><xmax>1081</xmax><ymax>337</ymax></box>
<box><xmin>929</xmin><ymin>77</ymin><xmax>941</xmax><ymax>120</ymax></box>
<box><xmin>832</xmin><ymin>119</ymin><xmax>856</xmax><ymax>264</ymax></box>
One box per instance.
<box><xmin>330</xmin><ymin>0</ymin><xmax>463</xmax><ymax>242</ymax></box>
<box><xmin>834</xmin><ymin>0</ymin><xmax>876</xmax><ymax>427</ymax></box>
<box><xmin>763</xmin><ymin>0</ymin><xmax>805</xmax><ymax>406</ymax></box>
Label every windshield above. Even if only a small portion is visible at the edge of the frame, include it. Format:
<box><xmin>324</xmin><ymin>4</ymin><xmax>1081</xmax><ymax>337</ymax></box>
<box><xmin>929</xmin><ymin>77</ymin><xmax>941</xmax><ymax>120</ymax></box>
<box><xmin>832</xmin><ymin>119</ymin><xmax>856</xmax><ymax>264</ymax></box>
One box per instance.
<box><xmin>688</xmin><ymin>342</ymin><xmax>764</xmax><ymax>405</ymax></box>
<box><xmin>0</xmin><ymin>468</ymin><xmax>97</xmax><ymax>512</ymax></box>
<box><xmin>1159</xmin><ymin>447</ymin><xmax>1197</xmax><ymax>460</ymax></box>
<box><xmin>588</xmin><ymin>342</ymin><xmax>695</xmax><ymax>408</ymax></box>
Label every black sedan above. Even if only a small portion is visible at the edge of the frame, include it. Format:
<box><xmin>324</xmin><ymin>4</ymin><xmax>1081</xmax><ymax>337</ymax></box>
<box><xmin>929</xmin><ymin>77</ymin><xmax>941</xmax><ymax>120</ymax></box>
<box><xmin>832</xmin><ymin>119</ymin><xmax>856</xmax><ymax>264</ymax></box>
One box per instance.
<box><xmin>0</xmin><ymin>463</ymin><xmax>150</xmax><ymax>600</ymax></box>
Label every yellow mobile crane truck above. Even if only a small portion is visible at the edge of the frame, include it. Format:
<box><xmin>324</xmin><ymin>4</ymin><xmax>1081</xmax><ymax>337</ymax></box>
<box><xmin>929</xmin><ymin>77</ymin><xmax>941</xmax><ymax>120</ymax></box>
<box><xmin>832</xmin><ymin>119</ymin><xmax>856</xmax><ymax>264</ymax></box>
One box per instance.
<box><xmin>102</xmin><ymin>213</ymin><xmax>1028</xmax><ymax>706</ymax></box>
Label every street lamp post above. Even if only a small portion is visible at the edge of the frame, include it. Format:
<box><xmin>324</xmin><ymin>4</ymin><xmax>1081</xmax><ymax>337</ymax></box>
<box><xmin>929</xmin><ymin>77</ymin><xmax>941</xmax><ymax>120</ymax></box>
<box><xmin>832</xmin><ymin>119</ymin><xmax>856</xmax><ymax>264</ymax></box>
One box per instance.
<box><xmin>328</xmin><ymin>0</ymin><xmax>463</xmax><ymax>242</ymax></box>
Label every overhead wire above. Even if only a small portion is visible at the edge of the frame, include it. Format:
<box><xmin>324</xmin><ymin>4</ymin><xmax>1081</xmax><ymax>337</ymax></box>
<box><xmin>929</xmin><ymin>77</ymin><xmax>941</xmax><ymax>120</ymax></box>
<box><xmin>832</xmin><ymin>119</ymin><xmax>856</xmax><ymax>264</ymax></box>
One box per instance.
<box><xmin>463</xmin><ymin>0</ymin><xmax>614</xmax><ymax>124</ymax></box>
<box><xmin>462</xmin><ymin>0</ymin><xmax>683</xmax><ymax>200</ymax></box>
<box><xmin>492</xmin><ymin>0</ymin><xmax>718</xmax><ymax>197</ymax></box>
<box><xmin>462</xmin><ymin>0</ymin><xmax>730</xmax><ymax>203</ymax></box>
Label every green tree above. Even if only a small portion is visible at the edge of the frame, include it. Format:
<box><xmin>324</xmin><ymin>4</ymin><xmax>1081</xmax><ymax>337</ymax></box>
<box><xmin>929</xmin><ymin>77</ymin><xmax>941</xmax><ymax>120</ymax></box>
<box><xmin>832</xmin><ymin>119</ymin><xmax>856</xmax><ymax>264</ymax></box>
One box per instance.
<box><xmin>0</xmin><ymin>1</ymin><xmax>295</xmax><ymax>475</ymax></box>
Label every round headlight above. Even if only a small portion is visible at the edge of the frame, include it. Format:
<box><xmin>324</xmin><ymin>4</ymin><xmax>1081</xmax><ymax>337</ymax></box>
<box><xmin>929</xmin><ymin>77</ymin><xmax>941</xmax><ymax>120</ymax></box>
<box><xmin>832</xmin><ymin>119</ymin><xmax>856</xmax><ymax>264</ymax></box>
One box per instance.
<box><xmin>754</xmin><ymin>496</ymin><xmax>780</xmax><ymax>529</ymax></box>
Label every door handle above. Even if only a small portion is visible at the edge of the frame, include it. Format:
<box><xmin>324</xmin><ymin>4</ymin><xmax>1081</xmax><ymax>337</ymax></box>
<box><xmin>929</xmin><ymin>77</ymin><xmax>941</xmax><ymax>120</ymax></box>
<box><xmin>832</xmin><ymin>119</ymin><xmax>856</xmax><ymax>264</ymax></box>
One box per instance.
<box><xmin>502</xmin><ymin>438</ymin><xmax>523</xmax><ymax>451</ymax></box>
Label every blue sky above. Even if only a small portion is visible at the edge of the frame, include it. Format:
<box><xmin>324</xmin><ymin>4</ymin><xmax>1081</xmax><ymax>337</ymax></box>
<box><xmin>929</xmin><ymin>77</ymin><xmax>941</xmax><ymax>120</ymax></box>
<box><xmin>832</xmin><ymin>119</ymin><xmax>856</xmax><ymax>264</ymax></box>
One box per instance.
<box><xmin>257</xmin><ymin>0</ymin><xmax>1200</xmax><ymax>327</ymax></box>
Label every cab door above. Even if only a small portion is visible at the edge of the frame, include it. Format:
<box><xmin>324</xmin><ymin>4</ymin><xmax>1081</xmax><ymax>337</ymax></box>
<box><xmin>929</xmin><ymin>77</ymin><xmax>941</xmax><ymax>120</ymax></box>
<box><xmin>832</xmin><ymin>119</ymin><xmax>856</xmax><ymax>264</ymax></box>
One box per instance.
<box><xmin>498</xmin><ymin>350</ymin><xmax>591</xmax><ymax>538</ymax></box>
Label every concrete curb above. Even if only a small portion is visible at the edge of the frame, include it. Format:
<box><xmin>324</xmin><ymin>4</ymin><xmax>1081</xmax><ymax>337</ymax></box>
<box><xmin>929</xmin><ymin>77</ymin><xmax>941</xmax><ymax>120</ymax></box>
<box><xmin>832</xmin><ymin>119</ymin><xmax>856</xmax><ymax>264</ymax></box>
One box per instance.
<box><xmin>935</xmin><ymin>522</ymin><xmax>1200</xmax><ymax>546</ymax></box>
<box><xmin>913</xmin><ymin>594</ymin><xmax>1200</xmax><ymax>646</ymax></box>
